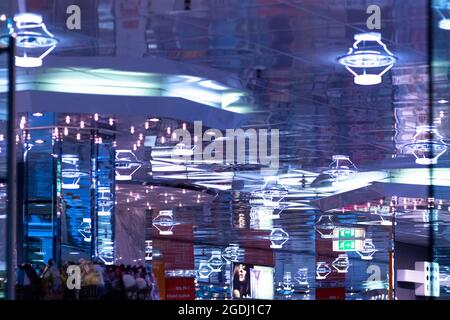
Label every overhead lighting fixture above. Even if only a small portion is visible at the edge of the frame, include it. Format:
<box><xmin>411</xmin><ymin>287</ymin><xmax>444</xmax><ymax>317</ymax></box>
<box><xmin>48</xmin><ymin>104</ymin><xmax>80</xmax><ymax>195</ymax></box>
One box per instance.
<box><xmin>8</xmin><ymin>13</ymin><xmax>58</xmax><ymax>67</ymax></box>
<box><xmin>280</xmin><ymin>272</ymin><xmax>294</xmax><ymax>294</ymax></box>
<box><xmin>172</xmin><ymin>142</ymin><xmax>195</xmax><ymax>157</ymax></box>
<box><xmin>32</xmin><ymin>112</ymin><xmax>43</xmax><ymax>117</ymax></box>
<box><xmin>144</xmin><ymin>240</ymin><xmax>152</xmax><ymax>261</ymax></box>
<box><xmin>269</xmin><ymin>228</ymin><xmax>289</xmax><ymax>249</ymax></box>
<box><xmin>115</xmin><ymin>149</ymin><xmax>142</xmax><ymax>181</ymax></box>
<box><xmin>98</xmin><ymin>248</ymin><xmax>114</xmax><ymax>265</ymax></box>
<box><xmin>61</xmin><ymin>155</ymin><xmax>88</xmax><ymax>189</ymax></box>
<box><xmin>221</xmin><ymin>244</ymin><xmax>240</xmax><ymax>264</ymax></box>
<box><xmin>250</xmin><ymin>206</ymin><xmax>283</xmax><ymax>221</ymax></box>
<box><xmin>356</xmin><ymin>239</ymin><xmax>377</xmax><ymax>260</ymax></box>
<box><xmin>315</xmin><ymin>215</ymin><xmax>336</xmax><ymax>239</ymax></box>
<box><xmin>78</xmin><ymin>218</ymin><xmax>92</xmax><ymax>242</ymax></box>
<box><xmin>294</xmin><ymin>268</ymin><xmax>309</xmax><ymax>286</ymax></box>
<box><xmin>338</xmin><ymin>32</ymin><xmax>397</xmax><ymax>85</ymax></box>
<box><xmin>152</xmin><ymin>210</ymin><xmax>176</xmax><ymax>235</ymax></box>
<box><xmin>323</xmin><ymin>155</ymin><xmax>358</xmax><ymax>182</ymax></box>
<box><xmin>316</xmin><ymin>262</ymin><xmax>332</xmax><ymax>280</ymax></box>
<box><xmin>403</xmin><ymin>126</ymin><xmax>448</xmax><ymax>165</ymax></box>
<box><xmin>207</xmin><ymin>250</ymin><xmax>224</xmax><ymax>272</ymax></box>
<box><xmin>251</xmin><ymin>176</ymin><xmax>288</xmax><ymax>203</ymax></box>
<box><xmin>332</xmin><ymin>254</ymin><xmax>350</xmax><ymax>273</ymax></box>
<box><xmin>197</xmin><ymin>261</ymin><xmax>214</xmax><ymax>279</ymax></box>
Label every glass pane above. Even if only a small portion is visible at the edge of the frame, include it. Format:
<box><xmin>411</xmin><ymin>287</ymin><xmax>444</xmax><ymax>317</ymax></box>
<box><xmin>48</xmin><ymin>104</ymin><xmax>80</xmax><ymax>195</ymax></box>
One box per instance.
<box><xmin>0</xmin><ymin>45</ymin><xmax>8</xmax><ymax>299</ymax></box>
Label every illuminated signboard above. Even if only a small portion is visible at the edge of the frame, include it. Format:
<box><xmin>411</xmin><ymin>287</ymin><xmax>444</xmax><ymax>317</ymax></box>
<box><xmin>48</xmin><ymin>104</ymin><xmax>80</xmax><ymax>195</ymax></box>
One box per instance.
<box><xmin>332</xmin><ymin>227</ymin><xmax>365</xmax><ymax>239</ymax></box>
<box><xmin>333</xmin><ymin>239</ymin><xmax>364</xmax><ymax>252</ymax></box>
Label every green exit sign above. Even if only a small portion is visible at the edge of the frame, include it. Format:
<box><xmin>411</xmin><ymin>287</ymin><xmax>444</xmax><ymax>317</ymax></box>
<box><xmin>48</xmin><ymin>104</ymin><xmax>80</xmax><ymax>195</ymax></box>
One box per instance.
<box><xmin>333</xmin><ymin>227</ymin><xmax>365</xmax><ymax>239</ymax></box>
<box><xmin>339</xmin><ymin>228</ymin><xmax>355</xmax><ymax>238</ymax></box>
<box><xmin>338</xmin><ymin>240</ymin><xmax>355</xmax><ymax>251</ymax></box>
<box><xmin>333</xmin><ymin>239</ymin><xmax>363</xmax><ymax>252</ymax></box>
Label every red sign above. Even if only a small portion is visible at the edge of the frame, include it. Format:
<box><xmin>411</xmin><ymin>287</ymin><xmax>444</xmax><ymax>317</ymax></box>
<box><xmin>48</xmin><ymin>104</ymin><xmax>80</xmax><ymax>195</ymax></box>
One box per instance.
<box><xmin>165</xmin><ymin>277</ymin><xmax>196</xmax><ymax>300</ymax></box>
<box><xmin>316</xmin><ymin>287</ymin><xmax>346</xmax><ymax>300</ymax></box>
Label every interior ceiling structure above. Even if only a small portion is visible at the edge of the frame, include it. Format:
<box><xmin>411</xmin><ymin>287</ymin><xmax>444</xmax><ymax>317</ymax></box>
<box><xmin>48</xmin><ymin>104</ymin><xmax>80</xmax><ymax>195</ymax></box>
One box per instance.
<box><xmin>3</xmin><ymin>0</ymin><xmax>450</xmax><ymax>299</ymax></box>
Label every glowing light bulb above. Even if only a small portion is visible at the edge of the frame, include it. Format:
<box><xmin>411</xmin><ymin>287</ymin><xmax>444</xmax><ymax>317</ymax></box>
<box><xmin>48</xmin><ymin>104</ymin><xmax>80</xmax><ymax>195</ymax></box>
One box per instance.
<box><xmin>338</xmin><ymin>32</ymin><xmax>397</xmax><ymax>85</ymax></box>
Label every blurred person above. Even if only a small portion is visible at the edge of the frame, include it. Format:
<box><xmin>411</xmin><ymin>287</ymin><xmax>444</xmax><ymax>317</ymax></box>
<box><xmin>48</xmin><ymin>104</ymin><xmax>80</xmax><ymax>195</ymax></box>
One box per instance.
<box><xmin>41</xmin><ymin>259</ymin><xmax>63</xmax><ymax>300</ymax></box>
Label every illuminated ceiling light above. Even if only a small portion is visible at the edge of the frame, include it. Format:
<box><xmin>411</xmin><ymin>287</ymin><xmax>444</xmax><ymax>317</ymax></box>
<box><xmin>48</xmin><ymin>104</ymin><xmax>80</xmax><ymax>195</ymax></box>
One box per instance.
<box><xmin>182</xmin><ymin>123</ymin><xmax>187</xmax><ymax>130</ymax></box>
<box><xmin>64</xmin><ymin>127</ymin><xmax>68</xmax><ymax>136</ymax></box>
<box><xmin>152</xmin><ymin>210</ymin><xmax>176</xmax><ymax>235</ymax></box>
<box><xmin>269</xmin><ymin>228</ymin><xmax>289</xmax><ymax>249</ymax></box>
<box><xmin>315</xmin><ymin>215</ymin><xmax>335</xmax><ymax>239</ymax></box>
<box><xmin>32</xmin><ymin>112</ymin><xmax>43</xmax><ymax>117</ymax></box>
<box><xmin>65</xmin><ymin>115</ymin><xmax>70</xmax><ymax>124</ymax></box>
<box><xmin>130</xmin><ymin>126</ymin><xmax>135</xmax><ymax>134</ymax></box>
<box><xmin>316</xmin><ymin>262</ymin><xmax>332</xmax><ymax>280</ymax></box>
<box><xmin>356</xmin><ymin>239</ymin><xmax>377</xmax><ymax>260</ymax></box>
<box><xmin>323</xmin><ymin>155</ymin><xmax>358</xmax><ymax>182</ymax></box>
<box><xmin>115</xmin><ymin>149</ymin><xmax>142</xmax><ymax>181</ymax></box>
<box><xmin>438</xmin><ymin>99</ymin><xmax>448</xmax><ymax>104</ymax></box>
<box><xmin>34</xmin><ymin>139</ymin><xmax>44</xmax><ymax>144</ymax></box>
<box><xmin>145</xmin><ymin>240</ymin><xmax>152</xmax><ymax>261</ymax></box>
<box><xmin>403</xmin><ymin>126</ymin><xmax>448</xmax><ymax>165</ymax></box>
<box><xmin>338</xmin><ymin>32</ymin><xmax>397</xmax><ymax>85</ymax></box>
<box><xmin>145</xmin><ymin>121</ymin><xmax>149</xmax><ymax>130</ymax></box>
<box><xmin>207</xmin><ymin>250</ymin><xmax>224</xmax><ymax>272</ymax></box>
<box><xmin>172</xmin><ymin>142</ymin><xmax>195</xmax><ymax>157</ymax></box>
<box><xmin>332</xmin><ymin>254</ymin><xmax>350</xmax><ymax>273</ymax></box>
<box><xmin>98</xmin><ymin>248</ymin><xmax>114</xmax><ymax>265</ymax></box>
<box><xmin>61</xmin><ymin>155</ymin><xmax>88</xmax><ymax>189</ymax></box>
<box><xmin>109</xmin><ymin>118</ymin><xmax>114</xmax><ymax>126</ymax></box>
<box><xmin>197</xmin><ymin>261</ymin><xmax>214</xmax><ymax>279</ymax></box>
<box><xmin>251</xmin><ymin>176</ymin><xmax>288</xmax><ymax>203</ymax></box>
<box><xmin>94</xmin><ymin>113</ymin><xmax>99</xmax><ymax>121</ymax></box>
<box><xmin>281</xmin><ymin>272</ymin><xmax>294</xmax><ymax>293</ymax></box>
<box><xmin>149</xmin><ymin>118</ymin><xmax>160</xmax><ymax>122</ymax></box>
<box><xmin>8</xmin><ymin>13</ymin><xmax>58</xmax><ymax>67</ymax></box>
<box><xmin>294</xmin><ymin>268</ymin><xmax>309</xmax><ymax>286</ymax></box>
<box><xmin>221</xmin><ymin>244</ymin><xmax>240</xmax><ymax>264</ymax></box>
<box><xmin>77</xmin><ymin>218</ymin><xmax>92</xmax><ymax>242</ymax></box>
<box><xmin>80</xmin><ymin>121</ymin><xmax>85</xmax><ymax>128</ymax></box>
<box><xmin>76</xmin><ymin>133</ymin><xmax>81</xmax><ymax>140</ymax></box>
